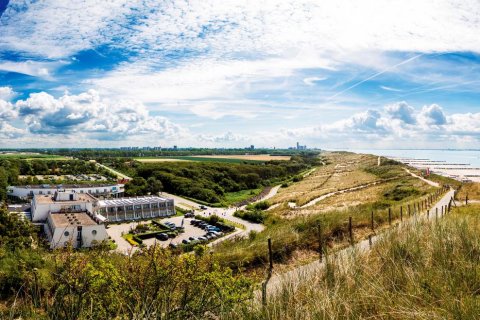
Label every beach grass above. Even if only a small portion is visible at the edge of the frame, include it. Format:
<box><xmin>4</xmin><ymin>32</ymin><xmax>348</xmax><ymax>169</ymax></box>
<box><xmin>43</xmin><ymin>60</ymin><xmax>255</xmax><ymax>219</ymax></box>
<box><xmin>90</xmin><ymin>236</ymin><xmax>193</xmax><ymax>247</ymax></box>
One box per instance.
<box><xmin>226</xmin><ymin>204</ymin><xmax>480</xmax><ymax>319</ymax></box>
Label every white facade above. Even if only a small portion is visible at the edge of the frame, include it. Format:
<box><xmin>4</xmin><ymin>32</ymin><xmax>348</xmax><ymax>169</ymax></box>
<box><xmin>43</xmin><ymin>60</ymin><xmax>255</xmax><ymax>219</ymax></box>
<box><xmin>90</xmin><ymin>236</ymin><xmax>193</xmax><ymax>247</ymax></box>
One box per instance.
<box><xmin>97</xmin><ymin>196</ymin><xmax>175</xmax><ymax>221</ymax></box>
<box><xmin>31</xmin><ymin>192</ymin><xmax>97</xmax><ymax>222</ymax></box>
<box><xmin>45</xmin><ymin>212</ymin><xmax>108</xmax><ymax>249</ymax></box>
<box><xmin>8</xmin><ymin>184</ymin><xmax>124</xmax><ymax>200</ymax></box>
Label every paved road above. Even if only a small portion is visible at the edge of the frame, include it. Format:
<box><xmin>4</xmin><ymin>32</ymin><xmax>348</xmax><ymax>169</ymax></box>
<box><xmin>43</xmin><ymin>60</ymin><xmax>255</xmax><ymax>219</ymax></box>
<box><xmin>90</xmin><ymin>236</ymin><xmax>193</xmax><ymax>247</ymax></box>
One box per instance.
<box><xmin>96</xmin><ymin>162</ymin><xmax>132</xmax><ymax>181</ymax></box>
<box><xmin>259</xmin><ymin>187</ymin><xmax>454</xmax><ymax>301</ymax></box>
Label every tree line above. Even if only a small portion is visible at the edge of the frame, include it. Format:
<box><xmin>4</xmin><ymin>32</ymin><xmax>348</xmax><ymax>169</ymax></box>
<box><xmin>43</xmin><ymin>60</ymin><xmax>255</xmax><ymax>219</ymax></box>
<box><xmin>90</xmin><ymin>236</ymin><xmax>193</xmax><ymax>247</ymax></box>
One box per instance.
<box><xmin>124</xmin><ymin>155</ymin><xmax>319</xmax><ymax>204</ymax></box>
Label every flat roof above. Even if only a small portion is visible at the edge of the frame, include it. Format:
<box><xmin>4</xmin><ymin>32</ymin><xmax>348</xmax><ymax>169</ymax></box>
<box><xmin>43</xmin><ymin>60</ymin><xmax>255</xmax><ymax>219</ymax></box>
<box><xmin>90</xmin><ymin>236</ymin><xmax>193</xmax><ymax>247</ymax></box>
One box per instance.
<box><xmin>98</xmin><ymin>196</ymin><xmax>172</xmax><ymax>207</ymax></box>
<box><xmin>49</xmin><ymin>212</ymin><xmax>98</xmax><ymax>228</ymax></box>
<box><xmin>34</xmin><ymin>193</ymin><xmax>97</xmax><ymax>204</ymax></box>
<box><xmin>11</xmin><ymin>183</ymin><xmax>124</xmax><ymax>189</ymax></box>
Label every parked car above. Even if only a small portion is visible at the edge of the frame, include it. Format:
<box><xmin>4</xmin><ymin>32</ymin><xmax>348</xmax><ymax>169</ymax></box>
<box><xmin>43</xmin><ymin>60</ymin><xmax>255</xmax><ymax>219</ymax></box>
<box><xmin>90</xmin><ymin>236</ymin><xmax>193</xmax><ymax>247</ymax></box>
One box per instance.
<box><xmin>182</xmin><ymin>239</ymin><xmax>190</xmax><ymax>244</ymax></box>
<box><xmin>169</xmin><ymin>243</ymin><xmax>178</xmax><ymax>249</ymax></box>
<box><xmin>156</xmin><ymin>233</ymin><xmax>169</xmax><ymax>241</ymax></box>
<box><xmin>184</xmin><ymin>212</ymin><xmax>195</xmax><ymax>218</ymax></box>
<box><xmin>199</xmin><ymin>205</ymin><xmax>207</xmax><ymax>210</ymax></box>
<box><xmin>188</xmin><ymin>236</ymin><xmax>197</xmax><ymax>241</ymax></box>
<box><xmin>198</xmin><ymin>236</ymin><xmax>207</xmax><ymax>241</ymax></box>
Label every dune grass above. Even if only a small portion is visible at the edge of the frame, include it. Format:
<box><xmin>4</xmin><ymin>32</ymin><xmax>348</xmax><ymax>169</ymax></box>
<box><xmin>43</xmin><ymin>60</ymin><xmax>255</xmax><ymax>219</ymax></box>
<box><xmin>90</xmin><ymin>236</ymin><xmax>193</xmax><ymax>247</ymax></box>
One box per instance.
<box><xmin>456</xmin><ymin>182</ymin><xmax>480</xmax><ymax>201</ymax></box>
<box><xmin>227</xmin><ymin>204</ymin><xmax>480</xmax><ymax>319</ymax></box>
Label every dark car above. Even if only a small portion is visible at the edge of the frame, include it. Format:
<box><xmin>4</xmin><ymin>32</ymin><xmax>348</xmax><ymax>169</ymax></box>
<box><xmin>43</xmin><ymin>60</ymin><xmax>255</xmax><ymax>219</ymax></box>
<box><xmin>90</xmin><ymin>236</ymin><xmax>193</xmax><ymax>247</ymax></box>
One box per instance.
<box><xmin>184</xmin><ymin>212</ymin><xmax>195</xmax><ymax>218</ymax></box>
<box><xmin>169</xmin><ymin>243</ymin><xmax>178</xmax><ymax>249</ymax></box>
<box><xmin>156</xmin><ymin>233</ymin><xmax>169</xmax><ymax>241</ymax></box>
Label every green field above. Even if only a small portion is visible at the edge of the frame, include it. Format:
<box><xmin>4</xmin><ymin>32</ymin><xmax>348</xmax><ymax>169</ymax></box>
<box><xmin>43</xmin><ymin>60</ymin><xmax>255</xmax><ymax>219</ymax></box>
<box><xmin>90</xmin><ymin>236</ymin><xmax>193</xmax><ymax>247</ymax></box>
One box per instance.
<box><xmin>134</xmin><ymin>156</ymin><xmax>264</xmax><ymax>163</ymax></box>
<box><xmin>0</xmin><ymin>154</ymin><xmax>70</xmax><ymax>160</ymax></box>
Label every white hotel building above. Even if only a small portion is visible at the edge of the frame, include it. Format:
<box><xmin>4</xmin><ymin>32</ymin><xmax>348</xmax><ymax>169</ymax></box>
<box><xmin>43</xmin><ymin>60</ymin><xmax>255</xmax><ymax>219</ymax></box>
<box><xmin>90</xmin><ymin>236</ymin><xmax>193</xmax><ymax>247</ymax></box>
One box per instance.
<box><xmin>8</xmin><ymin>184</ymin><xmax>125</xmax><ymax>201</ymax></box>
<box><xmin>30</xmin><ymin>190</ymin><xmax>175</xmax><ymax>248</ymax></box>
<box><xmin>97</xmin><ymin>197</ymin><xmax>175</xmax><ymax>221</ymax></box>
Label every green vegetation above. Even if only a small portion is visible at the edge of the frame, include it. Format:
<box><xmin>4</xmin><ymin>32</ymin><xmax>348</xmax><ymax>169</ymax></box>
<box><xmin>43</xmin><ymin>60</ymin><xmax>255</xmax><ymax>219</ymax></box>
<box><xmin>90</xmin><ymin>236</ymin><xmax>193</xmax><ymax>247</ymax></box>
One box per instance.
<box><xmin>228</xmin><ymin>204</ymin><xmax>480</xmax><ymax>319</ymax></box>
<box><xmin>0</xmin><ymin>206</ymin><xmax>252</xmax><ymax>319</ymax></box>
<box><xmin>0</xmin><ymin>158</ymin><xmax>117</xmax><ymax>202</ymax></box>
<box><xmin>213</xmin><ymin>185</ymin><xmax>441</xmax><ymax>270</ymax></box>
<box><xmin>224</xmin><ymin>188</ymin><xmax>262</xmax><ymax>205</ymax></box>
<box><xmin>233</xmin><ymin>209</ymin><xmax>268</xmax><ymax>224</ymax></box>
<box><xmin>42</xmin><ymin>148</ymin><xmax>319</xmax><ymax>159</ymax></box>
<box><xmin>122</xmin><ymin>155</ymin><xmax>319</xmax><ymax>205</ymax></box>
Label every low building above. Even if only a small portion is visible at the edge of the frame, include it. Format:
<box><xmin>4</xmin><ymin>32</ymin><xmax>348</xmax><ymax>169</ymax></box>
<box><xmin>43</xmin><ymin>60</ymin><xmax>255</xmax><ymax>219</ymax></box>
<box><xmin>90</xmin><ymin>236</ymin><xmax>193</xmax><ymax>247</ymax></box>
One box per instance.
<box><xmin>45</xmin><ymin>211</ymin><xmax>108</xmax><ymax>249</ymax></box>
<box><xmin>31</xmin><ymin>191</ymin><xmax>98</xmax><ymax>222</ymax></box>
<box><xmin>7</xmin><ymin>184</ymin><xmax>125</xmax><ymax>201</ymax></box>
<box><xmin>97</xmin><ymin>196</ymin><xmax>175</xmax><ymax>221</ymax></box>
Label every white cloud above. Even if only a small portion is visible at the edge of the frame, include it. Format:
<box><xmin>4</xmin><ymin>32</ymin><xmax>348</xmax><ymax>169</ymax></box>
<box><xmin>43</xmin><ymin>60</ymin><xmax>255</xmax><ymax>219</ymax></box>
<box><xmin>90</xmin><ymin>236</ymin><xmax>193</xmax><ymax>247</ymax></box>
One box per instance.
<box><xmin>0</xmin><ymin>60</ymin><xmax>64</xmax><ymax>79</ymax></box>
<box><xmin>419</xmin><ymin>104</ymin><xmax>447</xmax><ymax>126</ymax></box>
<box><xmin>384</xmin><ymin>101</ymin><xmax>416</xmax><ymax>124</ymax></box>
<box><xmin>380</xmin><ymin>85</ymin><xmax>402</xmax><ymax>92</ymax></box>
<box><xmin>276</xmin><ymin>102</ymin><xmax>480</xmax><ymax>146</ymax></box>
<box><xmin>197</xmin><ymin>131</ymin><xmax>248</xmax><ymax>143</ymax></box>
<box><xmin>0</xmin><ymin>99</ymin><xmax>17</xmax><ymax>120</ymax></box>
<box><xmin>0</xmin><ymin>87</ymin><xmax>15</xmax><ymax>100</ymax></box>
<box><xmin>0</xmin><ymin>121</ymin><xmax>24</xmax><ymax>138</ymax></box>
<box><xmin>303</xmin><ymin>77</ymin><xmax>327</xmax><ymax>86</ymax></box>
<box><xmin>13</xmin><ymin>90</ymin><xmax>186</xmax><ymax>140</ymax></box>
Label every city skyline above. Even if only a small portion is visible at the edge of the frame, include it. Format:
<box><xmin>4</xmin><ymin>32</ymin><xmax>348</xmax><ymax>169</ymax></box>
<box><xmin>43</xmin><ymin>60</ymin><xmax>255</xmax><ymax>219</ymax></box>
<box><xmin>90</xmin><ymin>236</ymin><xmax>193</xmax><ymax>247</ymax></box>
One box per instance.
<box><xmin>1</xmin><ymin>1</ymin><xmax>480</xmax><ymax>148</ymax></box>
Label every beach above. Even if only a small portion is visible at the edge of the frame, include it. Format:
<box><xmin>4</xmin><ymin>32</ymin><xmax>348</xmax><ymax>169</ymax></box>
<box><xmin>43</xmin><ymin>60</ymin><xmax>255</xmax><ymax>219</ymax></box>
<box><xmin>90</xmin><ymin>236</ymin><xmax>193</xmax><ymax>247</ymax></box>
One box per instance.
<box><xmin>348</xmin><ymin>149</ymin><xmax>480</xmax><ymax>183</ymax></box>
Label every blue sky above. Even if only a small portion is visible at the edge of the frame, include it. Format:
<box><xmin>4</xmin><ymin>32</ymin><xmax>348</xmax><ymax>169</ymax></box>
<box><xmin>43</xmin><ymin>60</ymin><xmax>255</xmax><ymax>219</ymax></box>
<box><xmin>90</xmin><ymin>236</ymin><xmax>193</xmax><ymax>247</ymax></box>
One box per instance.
<box><xmin>1</xmin><ymin>0</ymin><xmax>480</xmax><ymax>148</ymax></box>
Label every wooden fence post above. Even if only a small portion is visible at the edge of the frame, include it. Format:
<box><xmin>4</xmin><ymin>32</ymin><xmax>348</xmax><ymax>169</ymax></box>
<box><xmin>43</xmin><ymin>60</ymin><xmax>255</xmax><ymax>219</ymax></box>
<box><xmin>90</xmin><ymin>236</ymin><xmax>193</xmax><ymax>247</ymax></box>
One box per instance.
<box><xmin>388</xmin><ymin>208</ymin><xmax>391</xmax><ymax>226</ymax></box>
<box><xmin>400</xmin><ymin>206</ymin><xmax>403</xmax><ymax>222</ymax></box>
<box><xmin>466</xmin><ymin>194</ymin><xmax>469</xmax><ymax>205</ymax></box>
<box><xmin>371</xmin><ymin>211</ymin><xmax>374</xmax><ymax>232</ymax></box>
<box><xmin>427</xmin><ymin>209</ymin><xmax>429</xmax><ymax>220</ymax></box>
<box><xmin>262</xmin><ymin>238</ymin><xmax>273</xmax><ymax>306</ymax></box>
<box><xmin>317</xmin><ymin>222</ymin><xmax>323</xmax><ymax>262</ymax></box>
<box><xmin>408</xmin><ymin>204</ymin><xmax>411</xmax><ymax>217</ymax></box>
<box><xmin>349</xmin><ymin>217</ymin><xmax>353</xmax><ymax>245</ymax></box>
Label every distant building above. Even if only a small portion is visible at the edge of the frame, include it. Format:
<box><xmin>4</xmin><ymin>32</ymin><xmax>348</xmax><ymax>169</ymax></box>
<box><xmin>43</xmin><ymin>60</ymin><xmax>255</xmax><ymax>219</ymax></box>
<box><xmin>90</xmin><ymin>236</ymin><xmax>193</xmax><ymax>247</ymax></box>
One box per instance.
<box><xmin>7</xmin><ymin>184</ymin><xmax>125</xmax><ymax>201</ymax></box>
<box><xmin>295</xmin><ymin>142</ymin><xmax>307</xmax><ymax>150</ymax></box>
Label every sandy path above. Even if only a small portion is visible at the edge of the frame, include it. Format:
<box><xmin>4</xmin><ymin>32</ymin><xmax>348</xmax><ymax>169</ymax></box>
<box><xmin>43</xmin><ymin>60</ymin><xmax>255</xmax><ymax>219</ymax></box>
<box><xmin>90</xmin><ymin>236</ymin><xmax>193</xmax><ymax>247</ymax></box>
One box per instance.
<box><xmin>404</xmin><ymin>168</ymin><xmax>440</xmax><ymax>187</ymax></box>
<box><xmin>300</xmin><ymin>179</ymin><xmax>393</xmax><ymax>208</ymax></box>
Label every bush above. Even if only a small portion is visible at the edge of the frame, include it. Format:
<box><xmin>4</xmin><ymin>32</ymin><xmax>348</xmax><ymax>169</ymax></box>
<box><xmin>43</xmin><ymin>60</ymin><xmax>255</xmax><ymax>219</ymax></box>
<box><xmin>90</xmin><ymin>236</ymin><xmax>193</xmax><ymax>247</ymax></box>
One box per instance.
<box><xmin>233</xmin><ymin>210</ymin><xmax>268</xmax><ymax>224</ymax></box>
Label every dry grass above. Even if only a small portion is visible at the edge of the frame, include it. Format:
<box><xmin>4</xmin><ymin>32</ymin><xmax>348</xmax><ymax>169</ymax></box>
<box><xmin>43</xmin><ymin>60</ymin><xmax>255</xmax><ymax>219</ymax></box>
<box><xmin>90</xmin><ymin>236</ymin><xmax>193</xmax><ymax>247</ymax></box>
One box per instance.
<box><xmin>190</xmin><ymin>154</ymin><xmax>291</xmax><ymax>161</ymax></box>
<box><xmin>227</xmin><ymin>205</ymin><xmax>480</xmax><ymax>319</ymax></box>
<box><xmin>456</xmin><ymin>182</ymin><xmax>480</xmax><ymax>200</ymax></box>
<box><xmin>270</xmin><ymin>152</ymin><xmax>402</xmax><ymax>211</ymax></box>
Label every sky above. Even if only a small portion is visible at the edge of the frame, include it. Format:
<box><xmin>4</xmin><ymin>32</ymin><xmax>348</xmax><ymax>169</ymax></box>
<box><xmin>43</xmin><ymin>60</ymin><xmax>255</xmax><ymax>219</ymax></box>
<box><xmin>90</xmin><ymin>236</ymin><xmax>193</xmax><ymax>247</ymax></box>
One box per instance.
<box><xmin>1</xmin><ymin>0</ymin><xmax>480</xmax><ymax>149</ymax></box>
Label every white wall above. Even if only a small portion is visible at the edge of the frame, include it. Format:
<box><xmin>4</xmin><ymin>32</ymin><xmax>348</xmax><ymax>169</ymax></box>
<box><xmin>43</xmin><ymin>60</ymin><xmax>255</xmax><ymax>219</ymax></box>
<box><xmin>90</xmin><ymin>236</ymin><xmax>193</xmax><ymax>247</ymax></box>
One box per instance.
<box><xmin>48</xmin><ymin>221</ymin><xmax>108</xmax><ymax>249</ymax></box>
<box><xmin>32</xmin><ymin>198</ymin><xmax>93</xmax><ymax>222</ymax></box>
<box><xmin>8</xmin><ymin>184</ymin><xmax>125</xmax><ymax>199</ymax></box>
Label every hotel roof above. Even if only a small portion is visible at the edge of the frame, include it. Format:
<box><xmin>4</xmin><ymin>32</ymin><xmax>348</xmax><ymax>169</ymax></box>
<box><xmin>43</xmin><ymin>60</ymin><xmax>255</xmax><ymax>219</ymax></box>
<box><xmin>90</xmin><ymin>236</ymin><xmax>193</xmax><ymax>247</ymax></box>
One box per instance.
<box><xmin>34</xmin><ymin>193</ymin><xmax>97</xmax><ymax>204</ymax></box>
<box><xmin>98</xmin><ymin>196</ymin><xmax>172</xmax><ymax>207</ymax></box>
<box><xmin>12</xmin><ymin>183</ymin><xmax>124</xmax><ymax>189</ymax></box>
<box><xmin>49</xmin><ymin>212</ymin><xmax>98</xmax><ymax>228</ymax></box>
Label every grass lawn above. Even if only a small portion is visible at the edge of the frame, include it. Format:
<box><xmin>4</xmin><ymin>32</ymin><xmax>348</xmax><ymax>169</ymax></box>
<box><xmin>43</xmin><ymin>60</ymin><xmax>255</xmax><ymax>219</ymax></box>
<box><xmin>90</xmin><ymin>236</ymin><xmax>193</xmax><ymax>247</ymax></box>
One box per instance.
<box><xmin>223</xmin><ymin>188</ymin><xmax>263</xmax><ymax>205</ymax></box>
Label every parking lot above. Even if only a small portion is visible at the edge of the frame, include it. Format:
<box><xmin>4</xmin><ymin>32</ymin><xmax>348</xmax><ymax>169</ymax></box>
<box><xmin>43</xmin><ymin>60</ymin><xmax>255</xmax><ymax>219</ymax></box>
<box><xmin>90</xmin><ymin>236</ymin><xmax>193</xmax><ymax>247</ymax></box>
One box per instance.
<box><xmin>106</xmin><ymin>215</ymin><xmax>234</xmax><ymax>253</ymax></box>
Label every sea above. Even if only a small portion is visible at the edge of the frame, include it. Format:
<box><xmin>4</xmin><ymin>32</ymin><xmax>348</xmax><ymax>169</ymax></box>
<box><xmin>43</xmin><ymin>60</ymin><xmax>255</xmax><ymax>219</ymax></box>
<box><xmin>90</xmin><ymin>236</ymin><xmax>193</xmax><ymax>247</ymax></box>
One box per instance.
<box><xmin>342</xmin><ymin>149</ymin><xmax>480</xmax><ymax>167</ymax></box>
